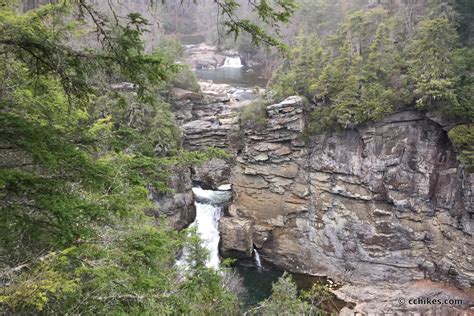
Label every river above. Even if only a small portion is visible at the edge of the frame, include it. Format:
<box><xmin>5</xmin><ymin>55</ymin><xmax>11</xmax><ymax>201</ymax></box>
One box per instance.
<box><xmin>195</xmin><ymin>67</ymin><xmax>268</xmax><ymax>88</ymax></box>
<box><xmin>184</xmin><ymin>46</ymin><xmax>341</xmax><ymax>311</ymax></box>
<box><xmin>183</xmin><ymin>47</ymin><xmax>280</xmax><ymax>308</ymax></box>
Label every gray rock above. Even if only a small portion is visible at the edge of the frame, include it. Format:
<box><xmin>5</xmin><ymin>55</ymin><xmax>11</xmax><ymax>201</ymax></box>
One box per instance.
<box><xmin>110</xmin><ymin>82</ymin><xmax>135</xmax><ymax>91</ymax></box>
<box><xmin>185</xmin><ymin>44</ymin><xmax>227</xmax><ymax>70</ymax></box>
<box><xmin>171</xmin><ymin>90</ymin><xmax>474</xmax><ymax>312</ymax></box>
<box><xmin>192</xmin><ymin>158</ymin><xmax>232</xmax><ymax>190</ymax></box>
<box><xmin>177</xmin><ymin>84</ymin><xmax>241</xmax><ymax>152</ymax></box>
<box><xmin>228</xmin><ymin>100</ymin><xmax>473</xmax><ymax>313</ymax></box>
<box><xmin>219</xmin><ymin>217</ymin><xmax>253</xmax><ymax>259</ymax></box>
<box><xmin>146</xmin><ymin>165</ymin><xmax>195</xmax><ymax>230</ymax></box>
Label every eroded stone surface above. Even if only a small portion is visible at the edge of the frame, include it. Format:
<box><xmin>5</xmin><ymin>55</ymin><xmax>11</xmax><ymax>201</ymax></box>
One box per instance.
<box><xmin>185</xmin><ymin>44</ymin><xmax>227</xmax><ymax>70</ymax></box>
<box><xmin>146</xmin><ymin>165</ymin><xmax>196</xmax><ymax>230</ymax></box>
<box><xmin>174</xmin><ymin>82</ymin><xmax>242</xmax><ymax>152</ymax></box>
<box><xmin>231</xmin><ymin>99</ymin><xmax>472</xmax><ymax>312</ymax></box>
<box><xmin>175</xmin><ymin>87</ymin><xmax>474</xmax><ymax>312</ymax></box>
<box><xmin>219</xmin><ymin>217</ymin><xmax>253</xmax><ymax>259</ymax></box>
<box><xmin>192</xmin><ymin>158</ymin><xmax>232</xmax><ymax>190</ymax></box>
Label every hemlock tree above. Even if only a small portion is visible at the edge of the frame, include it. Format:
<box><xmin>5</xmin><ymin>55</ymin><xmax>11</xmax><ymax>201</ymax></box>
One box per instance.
<box><xmin>247</xmin><ymin>273</ymin><xmax>333</xmax><ymax>315</ymax></box>
<box><xmin>248</xmin><ymin>273</ymin><xmax>313</xmax><ymax>315</ymax></box>
<box><xmin>269</xmin><ymin>0</ymin><xmax>472</xmax><ymax>168</ymax></box>
<box><xmin>406</xmin><ymin>18</ymin><xmax>460</xmax><ymax>110</ymax></box>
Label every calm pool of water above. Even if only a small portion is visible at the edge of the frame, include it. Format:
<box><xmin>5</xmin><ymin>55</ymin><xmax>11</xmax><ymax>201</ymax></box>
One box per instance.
<box><xmin>236</xmin><ymin>265</ymin><xmax>282</xmax><ymax>309</ymax></box>
<box><xmin>195</xmin><ymin>67</ymin><xmax>268</xmax><ymax>88</ymax></box>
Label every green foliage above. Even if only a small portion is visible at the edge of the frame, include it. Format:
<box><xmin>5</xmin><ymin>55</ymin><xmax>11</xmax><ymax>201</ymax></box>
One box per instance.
<box><xmin>1</xmin><ymin>113</ymin><xmax>112</xmax><ymax>261</ymax></box>
<box><xmin>448</xmin><ymin>124</ymin><xmax>474</xmax><ymax>170</ymax></box>
<box><xmin>248</xmin><ymin>273</ymin><xmax>311</xmax><ymax>315</ymax></box>
<box><xmin>0</xmin><ymin>220</ymin><xmax>238</xmax><ymax>315</ymax></box>
<box><xmin>406</xmin><ymin>17</ymin><xmax>473</xmax><ymax>121</ymax></box>
<box><xmin>270</xmin><ymin>33</ymin><xmax>324</xmax><ymax>101</ymax></box>
<box><xmin>270</xmin><ymin>2</ymin><xmax>473</xmax><ymax>137</ymax></box>
<box><xmin>300</xmin><ymin>282</ymin><xmax>337</xmax><ymax>314</ymax></box>
<box><xmin>217</xmin><ymin>0</ymin><xmax>297</xmax><ymax>52</ymax></box>
<box><xmin>0</xmin><ymin>248</ymin><xmax>80</xmax><ymax>312</ymax></box>
<box><xmin>0</xmin><ymin>2</ymin><xmax>88</xmax><ymax>102</ymax></box>
<box><xmin>0</xmin><ymin>2</ymin><xmax>238</xmax><ymax>314</ymax></box>
<box><xmin>247</xmin><ymin>273</ymin><xmax>330</xmax><ymax>315</ymax></box>
<box><xmin>163</xmin><ymin>148</ymin><xmax>231</xmax><ymax>166</ymax></box>
<box><xmin>295</xmin><ymin>0</ymin><xmax>344</xmax><ymax>37</ymax></box>
<box><xmin>240</xmin><ymin>100</ymin><xmax>268</xmax><ymax>129</ymax></box>
<box><xmin>271</xmin><ymin>8</ymin><xmax>399</xmax><ymax>131</ymax></box>
<box><xmin>455</xmin><ymin>0</ymin><xmax>474</xmax><ymax>44</ymax></box>
<box><xmin>170</xmin><ymin>66</ymin><xmax>200</xmax><ymax>92</ymax></box>
<box><xmin>89</xmin><ymin>91</ymin><xmax>181</xmax><ymax>156</ymax></box>
<box><xmin>406</xmin><ymin>18</ymin><xmax>460</xmax><ymax>110</ymax></box>
<box><xmin>153</xmin><ymin>0</ymin><xmax>297</xmax><ymax>52</ymax></box>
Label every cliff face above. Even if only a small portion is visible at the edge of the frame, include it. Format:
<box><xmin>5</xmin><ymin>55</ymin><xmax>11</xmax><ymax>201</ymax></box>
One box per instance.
<box><xmin>176</xmin><ymin>89</ymin><xmax>473</xmax><ymax>311</ymax></box>
<box><xmin>176</xmin><ymin>83</ymin><xmax>241</xmax><ymax>152</ymax></box>
<box><xmin>146</xmin><ymin>164</ymin><xmax>196</xmax><ymax>230</ymax></box>
<box><xmin>229</xmin><ymin>97</ymin><xmax>473</xmax><ymax>279</ymax></box>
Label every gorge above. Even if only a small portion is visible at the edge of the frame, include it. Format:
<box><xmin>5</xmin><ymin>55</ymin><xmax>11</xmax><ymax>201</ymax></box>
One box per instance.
<box><xmin>1</xmin><ymin>1</ymin><xmax>473</xmax><ymax>314</ymax></box>
<box><xmin>153</xmin><ymin>45</ymin><xmax>474</xmax><ymax>313</ymax></box>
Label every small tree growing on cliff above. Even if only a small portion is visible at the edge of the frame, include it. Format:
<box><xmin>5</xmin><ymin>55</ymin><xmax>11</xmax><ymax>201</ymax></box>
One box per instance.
<box><xmin>240</xmin><ymin>100</ymin><xmax>268</xmax><ymax>130</ymax></box>
<box><xmin>247</xmin><ymin>273</ymin><xmax>331</xmax><ymax>316</ymax></box>
<box><xmin>247</xmin><ymin>273</ymin><xmax>311</xmax><ymax>315</ymax></box>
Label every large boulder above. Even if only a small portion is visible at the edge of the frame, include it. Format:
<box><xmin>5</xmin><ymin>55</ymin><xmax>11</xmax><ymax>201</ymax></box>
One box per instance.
<box><xmin>185</xmin><ymin>44</ymin><xmax>227</xmax><ymax>70</ymax></box>
<box><xmin>171</xmin><ymin>88</ymin><xmax>201</xmax><ymax>101</ymax></box>
<box><xmin>219</xmin><ymin>217</ymin><xmax>253</xmax><ymax>259</ymax></box>
<box><xmin>192</xmin><ymin>158</ymin><xmax>232</xmax><ymax>190</ymax></box>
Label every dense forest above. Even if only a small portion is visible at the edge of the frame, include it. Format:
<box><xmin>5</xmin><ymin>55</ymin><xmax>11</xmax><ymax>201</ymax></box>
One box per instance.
<box><xmin>269</xmin><ymin>0</ymin><xmax>473</xmax><ymax>170</ymax></box>
<box><xmin>0</xmin><ymin>0</ymin><xmax>472</xmax><ymax>314</ymax></box>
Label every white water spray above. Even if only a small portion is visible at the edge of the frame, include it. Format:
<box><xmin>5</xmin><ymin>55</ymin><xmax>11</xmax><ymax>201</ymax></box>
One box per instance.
<box><xmin>177</xmin><ymin>187</ymin><xmax>232</xmax><ymax>270</ymax></box>
<box><xmin>254</xmin><ymin>248</ymin><xmax>262</xmax><ymax>269</ymax></box>
<box><xmin>192</xmin><ymin>201</ymin><xmax>221</xmax><ymax>269</ymax></box>
<box><xmin>191</xmin><ymin>187</ymin><xmax>223</xmax><ymax>269</ymax></box>
<box><xmin>222</xmin><ymin>56</ymin><xmax>243</xmax><ymax>68</ymax></box>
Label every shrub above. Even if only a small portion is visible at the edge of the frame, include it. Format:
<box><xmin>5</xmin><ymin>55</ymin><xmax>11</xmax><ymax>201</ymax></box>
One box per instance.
<box><xmin>240</xmin><ymin>100</ymin><xmax>268</xmax><ymax>129</ymax></box>
<box><xmin>449</xmin><ymin>124</ymin><xmax>474</xmax><ymax>171</ymax></box>
<box><xmin>170</xmin><ymin>67</ymin><xmax>201</xmax><ymax>92</ymax></box>
<box><xmin>246</xmin><ymin>272</ymin><xmax>331</xmax><ymax>316</ymax></box>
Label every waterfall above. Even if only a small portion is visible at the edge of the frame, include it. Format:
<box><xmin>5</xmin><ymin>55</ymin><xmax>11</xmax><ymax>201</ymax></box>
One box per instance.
<box><xmin>190</xmin><ymin>187</ymin><xmax>223</xmax><ymax>269</ymax></box>
<box><xmin>177</xmin><ymin>187</ymin><xmax>232</xmax><ymax>270</ymax></box>
<box><xmin>254</xmin><ymin>248</ymin><xmax>262</xmax><ymax>269</ymax></box>
<box><xmin>192</xmin><ymin>202</ymin><xmax>222</xmax><ymax>269</ymax></box>
<box><xmin>222</xmin><ymin>56</ymin><xmax>243</xmax><ymax>68</ymax></box>
<box><xmin>217</xmin><ymin>184</ymin><xmax>232</xmax><ymax>191</ymax></box>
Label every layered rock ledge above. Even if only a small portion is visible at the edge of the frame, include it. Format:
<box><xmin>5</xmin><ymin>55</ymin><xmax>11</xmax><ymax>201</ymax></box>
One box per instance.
<box><xmin>172</xmin><ymin>85</ymin><xmax>473</xmax><ymax>313</ymax></box>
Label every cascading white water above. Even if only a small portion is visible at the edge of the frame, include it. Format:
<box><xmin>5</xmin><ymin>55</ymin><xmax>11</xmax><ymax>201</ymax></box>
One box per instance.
<box><xmin>222</xmin><ymin>56</ymin><xmax>243</xmax><ymax>68</ymax></box>
<box><xmin>189</xmin><ymin>202</ymin><xmax>221</xmax><ymax>268</ymax></box>
<box><xmin>217</xmin><ymin>184</ymin><xmax>232</xmax><ymax>191</ymax></box>
<box><xmin>253</xmin><ymin>249</ymin><xmax>262</xmax><ymax>269</ymax></box>
<box><xmin>177</xmin><ymin>186</ymin><xmax>232</xmax><ymax>270</ymax></box>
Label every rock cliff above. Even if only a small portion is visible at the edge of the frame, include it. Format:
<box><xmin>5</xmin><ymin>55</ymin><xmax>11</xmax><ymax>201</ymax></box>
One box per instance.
<box><xmin>175</xmin><ymin>82</ymin><xmax>242</xmax><ymax>152</ymax></box>
<box><xmin>146</xmin><ymin>164</ymin><xmax>196</xmax><ymax>230</ymax></box>
<box><xmin>175</xmin><ymin>86</ymin><xmax>474</xmax><ymax>312</ymax></box>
